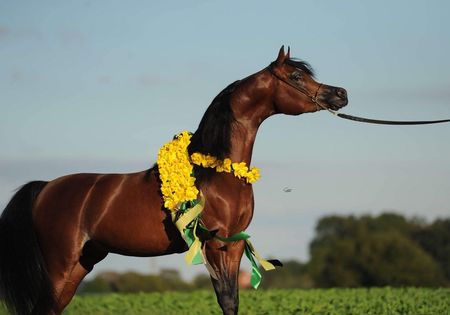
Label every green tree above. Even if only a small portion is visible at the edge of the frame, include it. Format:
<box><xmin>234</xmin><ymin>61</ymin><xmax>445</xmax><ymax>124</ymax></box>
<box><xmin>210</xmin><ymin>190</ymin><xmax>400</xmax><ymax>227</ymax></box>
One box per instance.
<box><xmin>308</xmin><ymin>213</ymin><xmax>445</xmax><ymax>287</ymax></box>
<box><xmin>355</xmin><ymin>231</ymin><xmax>443</xmax><ymax>286</ymax></box>
<box><xmin>413</xmin><ymin>218</ymin><xmax>450</xmax><ymax>284</ymax></box>
<box><xmin>79</xmin><ymin>276</ymin><xmax>113</xmax><ymax>293</ymax></box>
<box><xmin>260</xmin><ymin>260</ymin><xmax>314</xmax><ymax>289</ymax></box>
<box><xmin>79</xmin><ymin>270</ymin><xmax>193</xmax><ymax>294</ymax></box>
<box><xmin>115</xmin><ymin>272</ymin><xmax>166</xmax><ymax>292</ymax></box>
<box><xmin>192</xmin><ymin>274</ymin><xmax>212</xmax><ymax>289</ymax></box>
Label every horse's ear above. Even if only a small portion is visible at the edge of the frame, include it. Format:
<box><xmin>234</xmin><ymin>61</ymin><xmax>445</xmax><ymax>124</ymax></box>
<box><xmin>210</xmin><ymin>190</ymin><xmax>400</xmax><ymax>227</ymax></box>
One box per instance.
<box><xmin>275</xmin><ymin>45</ymin><xmax>288</xmax><ymax>65</ymax></box>
<box><xmin>286</xmin><ymin>46</ymin><xmax>291</xmax><ymax>59</ymax></box>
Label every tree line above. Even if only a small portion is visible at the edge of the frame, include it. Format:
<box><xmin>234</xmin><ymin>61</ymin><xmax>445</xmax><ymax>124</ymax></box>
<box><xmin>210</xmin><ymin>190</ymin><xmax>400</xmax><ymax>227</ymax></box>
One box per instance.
<box><xmin>80</xmin><ymin>212</ymin><xmax>449</xmax><ymax>293</ymax></box>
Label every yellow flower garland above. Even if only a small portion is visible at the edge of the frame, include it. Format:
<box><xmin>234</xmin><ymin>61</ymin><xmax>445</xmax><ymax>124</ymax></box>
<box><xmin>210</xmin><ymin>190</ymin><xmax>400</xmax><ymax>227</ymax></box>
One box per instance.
<box><xmin>190</xmin><ymin>153</ymin><xmax>261</xmax><ymax>183</ymax></box>
<box><xmin>157</xmin><ymin>131</ymin><xmax>260</xmax><ymax>211</ymax></box>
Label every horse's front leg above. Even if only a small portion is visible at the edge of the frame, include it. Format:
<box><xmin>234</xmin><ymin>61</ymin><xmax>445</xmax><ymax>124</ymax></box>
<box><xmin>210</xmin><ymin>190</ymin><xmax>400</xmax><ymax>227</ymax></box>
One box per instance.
<box><xmin>205</xmin><ymin>239</ymin><xmax>245</xmax><ymax>315</ymax></box>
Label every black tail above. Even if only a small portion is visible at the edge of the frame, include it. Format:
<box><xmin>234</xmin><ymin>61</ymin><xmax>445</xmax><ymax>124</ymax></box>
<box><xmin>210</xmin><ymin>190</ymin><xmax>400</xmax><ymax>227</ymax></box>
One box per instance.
<box><xmin>0</xmin><ymin>181</ymin><xmax>55</xmax><ymax>315</ymax></box>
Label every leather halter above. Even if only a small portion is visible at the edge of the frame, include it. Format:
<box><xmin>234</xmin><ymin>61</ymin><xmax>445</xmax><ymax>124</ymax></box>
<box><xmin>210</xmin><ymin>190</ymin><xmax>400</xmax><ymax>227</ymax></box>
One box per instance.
<box><xmin>267</xmin><ymin>65</ymin><xmax>323</xmax><ymax>109</ymax></box>
<box><xmin>267</xmin><ymin>65</ymin><xmax>450</xmax><ymax>125</ymax></box>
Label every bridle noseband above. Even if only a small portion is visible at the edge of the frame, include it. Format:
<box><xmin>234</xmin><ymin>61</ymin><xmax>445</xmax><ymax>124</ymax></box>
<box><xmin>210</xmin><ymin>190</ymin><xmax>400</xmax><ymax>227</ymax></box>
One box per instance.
<box><xmin>267</xmin><ymin>65</ymin><xmax>450</xmax><ymax>125</ymax></box>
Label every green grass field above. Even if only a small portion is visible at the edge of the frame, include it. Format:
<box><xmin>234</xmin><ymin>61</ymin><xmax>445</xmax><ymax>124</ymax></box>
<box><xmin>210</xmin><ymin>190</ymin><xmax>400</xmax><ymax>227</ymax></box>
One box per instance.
<box><xmin>1</xmin><ymin>288</ymin><xmax>449</xmax><ymax>315</ymax></box>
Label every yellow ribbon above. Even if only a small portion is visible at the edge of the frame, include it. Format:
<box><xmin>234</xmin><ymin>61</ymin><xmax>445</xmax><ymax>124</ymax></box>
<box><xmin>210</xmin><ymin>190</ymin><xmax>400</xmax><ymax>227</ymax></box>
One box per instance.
<box><xmin>171</xmin><ymin>192</ymin><xmax>205</xmax><ymax>265</ymax></box>
<box><xmin>184</xmin><ymin>219</ymin><xmax>202</xmax><ymax>265</ymax></box>
<box><xmin>173</xmin><ymin>195</ymin><xmax>205</xmax><ymax>233</ymax></box>
<box><xmin>245</xmin><ymin>239</ymin><xmax>276</xmax><ymax>271</ymax></box>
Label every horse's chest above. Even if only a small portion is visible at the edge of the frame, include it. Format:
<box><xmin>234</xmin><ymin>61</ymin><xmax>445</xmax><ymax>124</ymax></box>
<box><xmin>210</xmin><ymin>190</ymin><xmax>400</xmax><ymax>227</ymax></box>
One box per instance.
<box><xmin>201</xmin><ymin>184</ymin><xmax>254</xmax><ymax>231</ymax></box>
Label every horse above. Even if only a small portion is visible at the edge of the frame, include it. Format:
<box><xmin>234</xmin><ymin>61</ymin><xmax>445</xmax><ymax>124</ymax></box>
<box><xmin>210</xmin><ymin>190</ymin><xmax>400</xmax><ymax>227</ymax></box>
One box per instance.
<box><xmin>0</xmin><ymin>46</ymin><xmax>348</xmax><ymax>315</ymax></box>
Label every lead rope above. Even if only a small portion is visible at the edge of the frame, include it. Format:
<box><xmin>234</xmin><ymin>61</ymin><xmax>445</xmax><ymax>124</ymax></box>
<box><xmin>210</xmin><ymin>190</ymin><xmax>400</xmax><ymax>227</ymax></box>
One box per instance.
<box><xmin>313</xmin><ymin>97</ymin><xmax>450</xmax><ymax>125</ymax></box>
<box><xmin>267</xmin><ymin>66</ymin><xmax>450</xmax><ymax>125</ymax></box>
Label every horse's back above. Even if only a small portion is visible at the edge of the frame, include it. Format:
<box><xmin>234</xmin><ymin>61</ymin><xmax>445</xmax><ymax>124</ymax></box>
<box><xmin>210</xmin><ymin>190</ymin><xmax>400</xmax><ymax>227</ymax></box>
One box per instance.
<box><xmin>33</xmin><ymin>172</ymin><xmax>129</xmax><ymax>232</ymax></box>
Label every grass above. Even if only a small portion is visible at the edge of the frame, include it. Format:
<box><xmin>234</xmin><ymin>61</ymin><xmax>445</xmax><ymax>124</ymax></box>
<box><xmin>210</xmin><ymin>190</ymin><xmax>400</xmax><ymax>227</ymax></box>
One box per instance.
<box><xmin>1</xmin><ymin>288</ymin><xmax>449</xmax><ymax>315</ymax></box>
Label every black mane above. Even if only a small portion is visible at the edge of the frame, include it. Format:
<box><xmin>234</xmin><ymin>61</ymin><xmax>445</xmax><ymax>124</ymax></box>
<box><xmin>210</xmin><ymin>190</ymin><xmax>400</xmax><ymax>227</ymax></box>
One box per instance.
<box><xmin>188</xmin><ymin>80</ymin><xmax>239</xmax><ymax>159</ymax></box>
<box><xmin>187</xmin><ymin>80</ymin><xmax>239</xmax><ymax>183</ymax></box>
<box><xmin>284</xmin><ymin>58</ymin><xmax>315</xmax><ymax>77</ymax></box>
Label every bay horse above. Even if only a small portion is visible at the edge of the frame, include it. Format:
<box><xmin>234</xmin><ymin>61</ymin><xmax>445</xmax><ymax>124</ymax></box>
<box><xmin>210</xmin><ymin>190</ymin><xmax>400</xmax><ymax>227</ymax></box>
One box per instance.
<box><xmin>0</xmin><ymin>46</ymin><xmax>348</xmax><ymax>315</ymax></box>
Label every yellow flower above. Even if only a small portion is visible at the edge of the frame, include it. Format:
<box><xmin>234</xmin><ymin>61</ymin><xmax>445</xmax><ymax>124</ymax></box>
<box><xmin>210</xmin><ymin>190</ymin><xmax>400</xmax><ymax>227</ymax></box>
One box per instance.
<box><xmin>191</xmin><ymin>152</ymin><xmax>218</xmax><ymax>168</ymax></box>
<box><xmin>246</xmin><ymin>167</ymin><xmax>261</xmax><ymax>183</ymax></box>
<box><xmin>157</xmin><ymin>131</ymin><xmax>261</xmax><ymax>212</ymax></box>
<box><xmin>231</xmin><ymin>162</ymin><xmax>249</xmax><ymax>179</ymax></box>
<box><xmin>190</xmin><ymin>153</ymin><xmax>203</xmax><ymax>166</ymax></box>
<box><xmin>157</xmin><ymin>131</ymin><xmax>198</xmax><ymax>211</ymax></box>
<box><xmin>216</xmin><ymin>158</ymin><xmax>232</xmax><ymax>173</ymax></box>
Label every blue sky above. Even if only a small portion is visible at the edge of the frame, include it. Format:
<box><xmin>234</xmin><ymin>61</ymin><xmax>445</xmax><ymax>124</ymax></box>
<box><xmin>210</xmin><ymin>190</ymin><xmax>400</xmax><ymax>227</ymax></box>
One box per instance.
<box><xmin>1</xmin><ymin>0</ymin><xmax>449</xmax><ymax>279</ymax></box>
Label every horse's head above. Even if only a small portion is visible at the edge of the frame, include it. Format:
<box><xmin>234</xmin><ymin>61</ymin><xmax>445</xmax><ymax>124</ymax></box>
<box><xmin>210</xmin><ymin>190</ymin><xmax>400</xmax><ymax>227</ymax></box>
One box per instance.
<box><xmin>269</xmin><ymin>46</ymin><xmax>348</xmax><ymax>115</ymax></box>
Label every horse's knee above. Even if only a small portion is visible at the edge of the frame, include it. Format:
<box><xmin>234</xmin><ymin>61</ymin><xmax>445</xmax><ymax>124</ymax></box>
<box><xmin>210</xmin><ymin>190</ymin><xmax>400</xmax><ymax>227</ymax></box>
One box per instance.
<box><xmin>204</xmin><ymin>241</ymin><xmax>244</xmax><ymax>314</ymax></box>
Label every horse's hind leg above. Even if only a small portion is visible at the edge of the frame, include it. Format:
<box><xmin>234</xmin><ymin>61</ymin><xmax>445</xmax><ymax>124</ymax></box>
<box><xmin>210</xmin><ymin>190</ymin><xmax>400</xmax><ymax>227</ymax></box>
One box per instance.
<box><xmin>206</xmin><ymin>240</ymin><xmax>245</xmax><ymax>315</ymax></box>
<box><xmin>54</xmin><ymin>262</ymin><xmax>89</xmax><ymax>311</ymax></box>
<box><xmin>41</xmin><ymin>240</ymin><xmax>108</xmax><ymax>314</ymax></box>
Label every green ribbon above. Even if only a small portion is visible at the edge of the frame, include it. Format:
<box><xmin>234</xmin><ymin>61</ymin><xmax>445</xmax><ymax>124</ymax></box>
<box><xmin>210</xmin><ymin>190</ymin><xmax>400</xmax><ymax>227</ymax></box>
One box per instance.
<box><xmin>172</xmin><ymin>194</ymin><xmax>279</xmax><ymax>289</ymax></box>
<box><xmin>172</xmin><ymin>195</ymin><xmax>205</xmax><ymax>266</ymax></box>
<box><xmin>244</xmin><ymin>242</ymin><xmax>263</xmax><ymax>289</ymax></box>
<box><xmin>183</xmin><ymin>219</ymin><xmax>204</xmax><ymax>265</ymax></box>
<box><xmin>215</xmin><ymin>231</ymin><xmax>251</xmax><ymax>242</ymax></box>
<box><xmin>215</xmin><ymin>231</ymin><xmax>277</xmax><ymax>289</ymax></box>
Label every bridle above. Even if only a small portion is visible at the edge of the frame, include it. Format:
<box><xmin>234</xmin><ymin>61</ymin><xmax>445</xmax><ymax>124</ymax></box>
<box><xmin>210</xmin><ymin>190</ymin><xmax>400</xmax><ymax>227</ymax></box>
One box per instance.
<box><xmin>267</xmin><ymin>65</ymin><xmax>323</xmax><ymax>110</ymax></box>
<box><xmin>267</xmin><ymin>65</ymin><xmax>450</xmax><ymax>125</ymax></box>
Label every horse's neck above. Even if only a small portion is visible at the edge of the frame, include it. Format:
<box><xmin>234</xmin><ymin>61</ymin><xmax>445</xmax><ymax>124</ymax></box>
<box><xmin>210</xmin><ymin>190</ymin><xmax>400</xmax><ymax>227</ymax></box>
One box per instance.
<box><xmin>228</xmin><ymin>125</ymin><xmax>258</xmax><ymax>165</ymax></box>
<box><xmin>229</xmin><ymin>73</ymin><xmax>274</xmax><ymax>165</ymax></box>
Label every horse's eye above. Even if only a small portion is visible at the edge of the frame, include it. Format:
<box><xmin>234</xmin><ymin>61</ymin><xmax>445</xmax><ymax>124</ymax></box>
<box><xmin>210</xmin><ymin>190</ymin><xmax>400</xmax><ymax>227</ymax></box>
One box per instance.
<box><xmin>290</xmin><ymin>71</ymin><xmax>302</xmax><ymax>81</ymax></box>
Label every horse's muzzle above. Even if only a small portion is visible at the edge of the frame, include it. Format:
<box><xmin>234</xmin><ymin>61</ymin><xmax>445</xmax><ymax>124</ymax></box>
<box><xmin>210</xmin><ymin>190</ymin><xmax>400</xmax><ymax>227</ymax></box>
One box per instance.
<box><xmin>324</xmin><ymin>86</ymin><xmax>348</xmax><ymax>110</ymax></box>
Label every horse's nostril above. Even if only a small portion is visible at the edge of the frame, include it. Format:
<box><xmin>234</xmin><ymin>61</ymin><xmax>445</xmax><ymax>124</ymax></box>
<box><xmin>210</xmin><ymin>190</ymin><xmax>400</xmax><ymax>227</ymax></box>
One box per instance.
<box><xmin>336</xmin><ymin>88</ymin><xmax>347</xmax><ymax>99</ymax></box>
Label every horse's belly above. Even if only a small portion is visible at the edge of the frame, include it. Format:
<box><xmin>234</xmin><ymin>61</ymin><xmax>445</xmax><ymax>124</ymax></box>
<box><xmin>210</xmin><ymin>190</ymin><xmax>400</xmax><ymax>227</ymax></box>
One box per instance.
<box><xmin>85</xmin><ymin>172</ymin><xmax>187</xmax><ymax>256</ymax></box>
<box><xmin>92</xmin><ymin>203</ymin><xmax>188</xmax><ymax>257</ymax></box>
